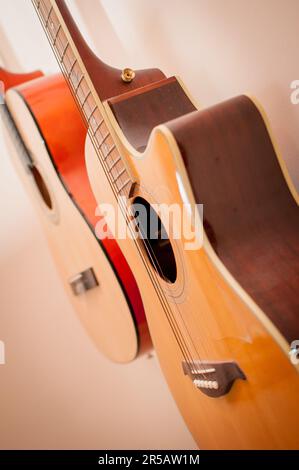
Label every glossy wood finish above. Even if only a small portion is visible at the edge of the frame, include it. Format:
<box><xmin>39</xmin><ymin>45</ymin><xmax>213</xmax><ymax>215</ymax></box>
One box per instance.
<box><xmin>108</xmin><ymin>77</ymin><xmax>196</xmax><ymax>151</ymax></box>
<box><xmin>3</xmin><ymin>73</ymin><xmax>150</xmax><ymax>361</ymax></box>
<box><xmin>55</xmin><ymin>0</ymin><xmax>165</xmax><ymax>101</ymax></box>
<box><xmin>86</xmin><ymin>98</ymin><xmax>299</xmax><ymax>447</ymax></box>
<box><xmin>0</xmin><ymin>67</ymin><xmax>43</xmax><ymax>89</ymax></box>
<box><xmin>17</xmin><ymin>74</ymin><xmax>148</xmax><ymax>343</ymax></box>
<box><xmin>167</xmin><ymin>95</ymin><xmax>299</xmax><ymax>343</ymax></box>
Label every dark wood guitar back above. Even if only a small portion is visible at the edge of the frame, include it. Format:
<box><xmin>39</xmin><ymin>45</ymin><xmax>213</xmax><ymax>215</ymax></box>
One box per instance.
<box><xmin>107</xmin><ymin>74</ymin><xmax>298</xmax><ymax>344</ymax></box>
<box><xmin>167</xmin><ymin>95</ymin><xmax>299</xmax><ymax>343</ymax></box>
<box><xmin>55</xmin><ymin>0</ymin><xmax>165</xmax><ymax>101</ymax></box>
<box><xmin>108</xmin><ymin>78</ymin><xmax>299</xmax><ymax>343</ymax></box>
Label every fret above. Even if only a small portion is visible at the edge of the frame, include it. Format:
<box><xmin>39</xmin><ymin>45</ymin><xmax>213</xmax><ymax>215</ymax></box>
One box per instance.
<box><xmin>37</xmin><ymin>0</ymin><xmax>47</xmax><ymax>21</ymax></box>
<box><xmin>93</xmin><ymin>136</ymin><xmax>101</xmax><ymax>150</ymax></box>
<box><xmin>68</xmin><ymin>62</ymin><xmax>82</xmax><ymax>88</ymax></box>
<box><xmin>48</xmin><ymin>11</ymin><xmax>58</xmax><ymax>31</ymax></box>
<box><xmin>44</xmin><ymin>0</ymin><xmax>52</xmax><ymax>12</ymax></box>
<box><xmin>111</xmin><ymin>167</ymin><xmax>126</xmax><ymax>183</ymax></box>
<box><xmin>62</xmin><ymin>47</ymin><xmax>74</xmax><ymax>72</ymax></box>
<box><xmin>105</xmin><ymin>144</ymin><xmax>117</xmax><ymax>158</ymax></box>
<box><xmin>83</xmin><ymin>99</ymin><xmax>96</xmax><ymax>123</ymax></box>
<box><xmin>92</xmin><ymin>126</ymin><xmax>104</xmax><ymax>149</ymax></box>
<box><xmin>74</xmin><ymin>75</ymin><xmax>84</xmax><ymax>93</ymax></box>
<box><xmin>93</xmin><ymin>129</ymin><xmax>108</xmax><ymax>151</ymax></box>
<box><xmin>101</xmin><ymin>134</ymin><xmax>114</xmax><ymax>157</ymax></box>
<box><xmin>45</xmin><ymin>6</ymin><xmax>53</xmax><ymax>28</ymax></box>
<box><xmin>81</xmin><ymin>92</ymin><xmax>95</xmax><ymax>119</ymax></box>
<box><xmin>102</xmin><ymin>145</ymin><xmax>110</xmax><ymax>158</ymax></box>
<box><xmin>35</xmin><ymin>1</ymin><xmax>60</xmax><ymax>54</ymax></box>
<box><xmin>101</xmin><ymin>145</ymin><xmax>110</xmax><ymax>157</ymax></box>
<box><xmin>33</xmin><ymin>0</ymin><xmax>133</xmax><ymax>199</ymax></box>
<box><xmin>36</xmin><ymin>0</ymin><xmax>42</xmax><ymax>12</ymax></box>
<box><xmin>67</xmin><ymin>59</ymin><xmax>77</xmax><ymax>78</ymax></box>
<box><xmin>40</xmin><ymin>0</ymin><xmax>52</xmax><ymax>24</ymax></box>
<box><xmin>87</xmin><ymin>106</ymin><xmax>98</xmax><ymax>125</ymax></box>
<box><xmin>39</xmin><ymin>2</ymin><xmax>72</xmax><ymax>81</ymax></box>
<box><xmin>92</xmin><ymin>118</ymin><xmax>105</xmax><ymax>135</ymax></box>
<box><xmin>76</xmin><ymin>79</ymin><xmax>90</xmax><ymax>108</ymax></box>
<box><xmin>81</xmin><ymin>90</ymin><xmax>91</xmax><ymax>108</ymax></box>
<box><xmin>60</xmin><ymin>43</ymin><xmax>70</xmax><ymax>63</ymax></box>
<box><xmin>117</xmin><ymin>178</ymin><xmax>131</xmax><ymax>193</ymax></box>
<box><xmin>89</xmin><ymin>111</ymin><xmax>103</xmax><ymax>135</ymax></box>
<box><xmin>40</xmin><ymin>2</ymin><xmax>61</xmax><ymax>52</ymax></box>
<box><xmin>101</xmin><ymin>132</ymin><xmax>110</xmax><ymax>145</ymax></box>
<box><xmin>53</xmin><ymin>24</ymin><xmax>61</xmax><ymax>46</ymax></box>
<box><xmin>50</xmin><ymin>17</ymin><xmax>67</xmax><ymax>58</ymax></box>
<box><xmin>108</xmin><ymin>156</ymin><xmax>121</xmax><ymax>171</ymax></box>
<box><xmin>55</xmin><ymin>33</ymin><xmax>68</xmax><ymax>59</ymax></box>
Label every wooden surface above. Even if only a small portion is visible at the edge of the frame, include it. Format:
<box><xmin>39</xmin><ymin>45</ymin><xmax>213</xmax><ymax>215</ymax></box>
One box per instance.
<box><xmin>16</xmin><ymin>73</ymin><xmax>149</xmax><ymax>354</ymax></box>
<box><xmin>4</xmin><ymin>81</ymin><xmax>143</xmax><ymax>363</ymax></box>
<box><xmin>86</xmin><ymin>84</ymin><xmax>299</xmax><ymax>447</ymax></box>
<box><xmin>55</xmin><ymin>0</ymin><xmax>165</xmax><ymax>101</ymax></box>
<box><xmin>168</xmin><ymin>95</ymin><xmax>299</xmax><ymax>342</ymax></box>
<box><xmin>109</xmin><ymin>77</ymin><xmax>196</xmax><ymax>152</ymax></box>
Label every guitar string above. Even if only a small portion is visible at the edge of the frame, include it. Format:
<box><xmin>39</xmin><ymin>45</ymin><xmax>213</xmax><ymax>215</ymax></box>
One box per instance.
<box><xmin>34</xmin><ymin>0</ymin><xmax>209</xmax><ymax>377</ymax></box>
<box><xmin>34</xmin><ymin>0</ymin><xmax>211</xmax><ymax>376</ymax></box>
<box><xmin>33</xmin><ymin>0</ymin><xmax>212</xmax><ymax>377</ymax></box>
<box><xmin>1</xmin><ymin>0</ymin><xmax>206</xmax><ymax>384</ymax></box>
<box><xmin>33</xmin><ymin>1</ymin><xmax>197</xmax><ymax>369</ymax></box>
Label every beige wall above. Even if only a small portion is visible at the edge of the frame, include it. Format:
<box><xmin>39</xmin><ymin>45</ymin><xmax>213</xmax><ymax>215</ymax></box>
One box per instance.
<box><xmin>0</xmin><ymin>0</ymin><xmax>298</xmax><ymax>449</ymax></box>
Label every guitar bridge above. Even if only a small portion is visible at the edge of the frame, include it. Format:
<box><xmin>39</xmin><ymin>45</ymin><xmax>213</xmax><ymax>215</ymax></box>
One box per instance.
<box><xmin>182</xmin><ymin>360</ymin><xmax>246</xmax><ymax>398</ymax></box>
<box><xmin>69</xmin><ymin>268</ymin><xmax>99</xmax><ymax>296</ymax></box>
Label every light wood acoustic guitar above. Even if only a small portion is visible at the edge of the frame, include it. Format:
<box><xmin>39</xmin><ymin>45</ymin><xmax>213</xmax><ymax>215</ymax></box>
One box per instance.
<box><xmin>1</xmin><ymin>68</ymin><xmax>150</xmax><ymax>363</ymax></box>
<box><xmin>30</xmin><ymin>0</ymin><xmax>299</xmax><ymax>448</ymax></box>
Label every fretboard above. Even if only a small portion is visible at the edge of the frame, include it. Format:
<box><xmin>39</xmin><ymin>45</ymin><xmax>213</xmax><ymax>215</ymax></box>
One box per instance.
<box><xmin>32</xmin><ymin>0</ymin><xmax>134</xmax><ymax>199</ymax></box>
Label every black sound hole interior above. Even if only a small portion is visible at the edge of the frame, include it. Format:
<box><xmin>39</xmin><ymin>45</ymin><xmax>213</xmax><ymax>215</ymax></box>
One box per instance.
<box><xmin>31</xmin><ymin>165</ymin><xmax>53</xmax><ymax>210</ymax></box>
<box><xmin>132</xmin><ymin>197</ymin><xmax>177</xmax><ymax>284</ymax></box>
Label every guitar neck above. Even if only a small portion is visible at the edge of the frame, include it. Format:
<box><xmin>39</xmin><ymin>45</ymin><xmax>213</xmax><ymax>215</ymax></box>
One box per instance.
<box><xmin>32</xmin><ymin>0</ymin><xmax>137</xmax><ymax>199</ymax></box>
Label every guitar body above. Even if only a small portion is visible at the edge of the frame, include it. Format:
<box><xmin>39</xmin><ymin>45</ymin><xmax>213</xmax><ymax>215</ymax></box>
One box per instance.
<box><xmin>2</xmin><ymin>73</ymin><xmax>150</xmax><ymax>363</ymax></box>
<box><xmin>86</xmin><ymin>90</ymin><xmax>299</xmax><ymax>449</ymax></box>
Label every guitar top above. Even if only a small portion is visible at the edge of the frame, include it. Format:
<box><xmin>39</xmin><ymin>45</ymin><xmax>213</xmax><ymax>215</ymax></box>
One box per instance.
<box><xmin>4</xmin><ymin>0</ymin><xmax>298</xmax><ymax>449</ymax></box>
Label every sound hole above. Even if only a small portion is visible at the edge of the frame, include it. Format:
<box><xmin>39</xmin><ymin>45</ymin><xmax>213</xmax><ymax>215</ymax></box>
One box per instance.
<box><xmin>31</xmin><ymin>166</ymin><xmax>53</xmax><ymax>209</ymax></box>
<box><xmin>132</xmin><ymin>197</ymin><xmax>177</xmax><ymax>284</ymax></box>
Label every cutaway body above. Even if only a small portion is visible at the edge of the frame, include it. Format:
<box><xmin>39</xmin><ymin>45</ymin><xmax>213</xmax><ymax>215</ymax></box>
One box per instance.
<box><xmin>2</xmin><ymin>72</ymin><xmax>150</xmax><ymax>362</ymax></box>
<box><xmin>86</xmin><ymin>91</ymin><xmax>299</xmax><ymax>447</ymax></box>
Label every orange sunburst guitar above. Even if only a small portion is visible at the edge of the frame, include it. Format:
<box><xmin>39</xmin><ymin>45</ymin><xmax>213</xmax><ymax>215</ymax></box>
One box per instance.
<box><xmin>31</xmin><ymin>0</ymin><xmax>299</xmax><ymax>448</ymax></box>
<box><xmin>0</xmin><ymin>68</ymin><xmax>150</xmax><ymax>362</ymax></box>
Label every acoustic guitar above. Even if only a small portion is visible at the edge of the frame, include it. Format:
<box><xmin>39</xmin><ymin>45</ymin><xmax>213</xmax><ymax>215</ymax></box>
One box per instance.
<box><xmin>1</xmin><ymin>68</ymin><xmax>150</xmax><ymax>363</ymax></box>
<box><xmin>31</xmin><ymin>0</ymin><xmax>299</xmax><ymax>448</ymax></box>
